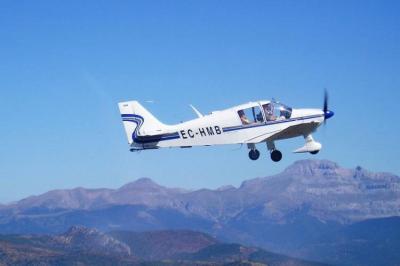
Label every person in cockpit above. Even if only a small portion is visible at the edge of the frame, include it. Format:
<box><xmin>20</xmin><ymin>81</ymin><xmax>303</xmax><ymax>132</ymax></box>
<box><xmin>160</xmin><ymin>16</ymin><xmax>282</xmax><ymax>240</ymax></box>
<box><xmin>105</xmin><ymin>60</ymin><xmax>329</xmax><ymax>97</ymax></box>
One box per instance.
<box><xmin>263</xmin><ymin>103</ymin><xmax>275</xmax><ymax>121</ymax></box>
<box><xmin>238</xmin><ymin>110</ymin><xmax>251</xmax><ymax>125</ymax></box>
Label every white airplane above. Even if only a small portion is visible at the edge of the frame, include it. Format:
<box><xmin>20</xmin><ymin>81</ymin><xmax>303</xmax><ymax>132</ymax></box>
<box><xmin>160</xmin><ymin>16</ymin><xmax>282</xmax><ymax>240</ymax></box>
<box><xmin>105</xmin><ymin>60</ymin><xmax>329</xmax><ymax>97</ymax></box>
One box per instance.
<box><xmin>118</xmin><ymin>94</ymin><xmax>334</xmax><ymax>162</ymax></box>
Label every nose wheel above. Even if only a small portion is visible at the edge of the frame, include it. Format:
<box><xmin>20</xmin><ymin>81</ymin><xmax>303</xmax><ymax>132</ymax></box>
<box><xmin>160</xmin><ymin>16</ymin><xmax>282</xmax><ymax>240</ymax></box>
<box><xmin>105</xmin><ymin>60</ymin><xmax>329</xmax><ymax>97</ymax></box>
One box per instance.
<box><xmin>270</xmin><ymin>149</ymin><xmax>282</xmax><ymax>162</ymax></box>
<box><xmin>249</xmin><ymin>149</ymin><xmax>260</xmax><ymax>160</ymax></box>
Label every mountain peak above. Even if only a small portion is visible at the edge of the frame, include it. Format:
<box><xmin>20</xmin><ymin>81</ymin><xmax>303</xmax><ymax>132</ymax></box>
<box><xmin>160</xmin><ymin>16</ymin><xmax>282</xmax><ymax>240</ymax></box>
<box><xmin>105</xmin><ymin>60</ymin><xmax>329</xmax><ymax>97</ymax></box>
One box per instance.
<box><xmin>134</xmin><ymin>177</ymin><xmax>158</xmax><ymax>185</ymax></box>
<box><xmin>283</xmin><ymin>159</ymin><xmax>340</xmax><ymax>176</ymax></box>
<box><xmin>119</xmin><ymin>177</ymin><xmax>162</xmax><ymax>190</ymax></box>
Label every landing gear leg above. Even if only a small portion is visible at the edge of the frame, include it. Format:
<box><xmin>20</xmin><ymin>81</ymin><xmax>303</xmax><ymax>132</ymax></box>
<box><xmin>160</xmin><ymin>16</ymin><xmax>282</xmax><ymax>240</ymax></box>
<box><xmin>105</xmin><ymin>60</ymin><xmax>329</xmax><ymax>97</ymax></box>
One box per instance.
<box><xmin>247</xmin><ymin>144</ymin><xmax>260</xmax><ymax>161</ymax></box>
<box><xmin>267</xmin><ymin>141</ymin><xmax>282</xmax><ymax>162</ymax></box>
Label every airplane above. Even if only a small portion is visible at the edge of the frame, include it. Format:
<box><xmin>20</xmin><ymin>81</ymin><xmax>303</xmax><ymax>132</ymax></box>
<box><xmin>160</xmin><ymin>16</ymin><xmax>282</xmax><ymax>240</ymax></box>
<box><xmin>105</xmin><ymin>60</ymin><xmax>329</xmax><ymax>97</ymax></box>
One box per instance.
<box><xmin>118</xmin><ymin>94</ymin><xmax>334</xmax><ymax>162</ymax></box>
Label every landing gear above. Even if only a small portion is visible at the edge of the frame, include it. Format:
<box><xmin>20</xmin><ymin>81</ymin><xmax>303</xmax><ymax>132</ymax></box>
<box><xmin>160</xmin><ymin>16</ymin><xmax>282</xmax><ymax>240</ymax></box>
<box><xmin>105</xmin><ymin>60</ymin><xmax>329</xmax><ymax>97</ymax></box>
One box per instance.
<box><xmin>266</xmin><ymin>141</ymin><xmax>282</xmax><ymax>162</ymax></box>
<box><xmin>246</xmin><ymin>142</ymin><xmax>283</xmax><ymax>162</ymax></box>
<box><xmin>310</xmin><ymin>150</ymin><xmax>319</xmax><ymax>155</ymax></box>
<box><xmin>271</xmin><ymin>150</ymin><xmax>282</xmax><ymax>162</ymax></box>
<box><xmin>248</xmin><ymin>149</ymin><xmax>260</xmax><ymax>160</ymax></box>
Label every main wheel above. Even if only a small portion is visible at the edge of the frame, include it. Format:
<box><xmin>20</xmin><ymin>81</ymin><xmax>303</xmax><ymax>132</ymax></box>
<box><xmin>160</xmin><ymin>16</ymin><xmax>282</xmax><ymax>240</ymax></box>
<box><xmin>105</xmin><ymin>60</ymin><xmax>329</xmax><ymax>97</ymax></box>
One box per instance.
<box><xmin>249</xmin><ymin>149</ymin><xmax>260</xmax><ymax>160</ymax></box>
<box><xmin>271</xmin><ymin>150</ymin><xmax>282</xmax><ymax>162</ymax></box>
<box><xmin>310</xmin><ymin>150</ymin><xmax>319</xmax><ymax>155</ymax></box>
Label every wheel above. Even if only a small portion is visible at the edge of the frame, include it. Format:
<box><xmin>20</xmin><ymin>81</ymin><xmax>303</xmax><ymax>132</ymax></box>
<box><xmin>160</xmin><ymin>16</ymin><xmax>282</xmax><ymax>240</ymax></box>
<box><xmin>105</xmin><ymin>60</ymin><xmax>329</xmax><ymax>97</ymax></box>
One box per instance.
<box><xmin>271</xmin><ymin>150</ymin><xmax>282</xmax><ymax>162</ymax></box>
<box><xmin>249</xmin><ymin>149</ymin><xmax>260</xmax><ymax>160</ymax></box>
<box><xmin>310</xmin><ymin>150</ymin><xmax>319</xmax><ymax>155</ymax></box>
<box><xmin>248</xmin><ymin>149</ymin><xmax>260</xmax><ymax>160</ymax></box>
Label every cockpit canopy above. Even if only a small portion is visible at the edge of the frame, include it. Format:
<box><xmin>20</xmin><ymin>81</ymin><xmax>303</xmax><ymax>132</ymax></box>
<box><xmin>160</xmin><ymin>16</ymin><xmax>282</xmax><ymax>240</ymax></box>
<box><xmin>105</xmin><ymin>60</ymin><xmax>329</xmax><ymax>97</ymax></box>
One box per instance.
<box><xmin>262</xmin><ymin>100</ymin><xmax>292</xmax><ymax>121</ymax></box>
<box><xmin>237</xmin><ymin>100</ymin><xmax>292</xmax><ymax>125</ymax></box>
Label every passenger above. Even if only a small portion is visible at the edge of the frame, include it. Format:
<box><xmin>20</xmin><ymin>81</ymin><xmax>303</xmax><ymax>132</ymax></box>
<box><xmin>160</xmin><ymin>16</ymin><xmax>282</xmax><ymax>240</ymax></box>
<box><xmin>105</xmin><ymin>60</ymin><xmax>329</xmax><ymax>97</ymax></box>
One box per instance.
<box><xmin>263</xmin><ymin>103</ymin><xmax>275</xmax><ymax>121</ymax></box>
<box><xmin>238</xmin><ymin>110</ymin><xmax>251</xmax><ymax>125</ymax></box>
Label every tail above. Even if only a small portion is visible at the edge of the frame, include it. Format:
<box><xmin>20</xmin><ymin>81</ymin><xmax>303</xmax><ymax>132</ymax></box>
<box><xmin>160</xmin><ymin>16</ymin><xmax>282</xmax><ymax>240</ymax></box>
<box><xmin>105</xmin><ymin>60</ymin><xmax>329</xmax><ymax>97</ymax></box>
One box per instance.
<box><xmin>118</xmin><ymin>101</ymin><xmax>168</xmax><ymax>145</ymax></box>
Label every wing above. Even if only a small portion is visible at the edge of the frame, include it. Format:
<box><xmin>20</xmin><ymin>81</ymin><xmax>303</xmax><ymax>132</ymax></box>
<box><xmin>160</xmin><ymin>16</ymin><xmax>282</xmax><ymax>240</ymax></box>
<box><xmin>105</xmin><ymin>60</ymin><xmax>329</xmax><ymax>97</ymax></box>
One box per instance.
<box><xmin>243</xmin><ymin>121</ymin><xmax>319</xmax><ymax>143</ymax></box>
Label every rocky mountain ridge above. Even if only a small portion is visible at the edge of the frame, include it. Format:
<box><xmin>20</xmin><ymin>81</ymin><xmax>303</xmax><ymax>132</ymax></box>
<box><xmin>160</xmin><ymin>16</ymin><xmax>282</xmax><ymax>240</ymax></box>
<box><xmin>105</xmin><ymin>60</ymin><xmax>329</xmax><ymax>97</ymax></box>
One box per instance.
<box><xmin>2</xmin><ymin>160</ymin><xmax>399</xmax><ymax>224</ymax></box>
<box><xmin>1</xmin><ymin>160</ymin><xmax>399</xmax><ymax>265</ymax></box>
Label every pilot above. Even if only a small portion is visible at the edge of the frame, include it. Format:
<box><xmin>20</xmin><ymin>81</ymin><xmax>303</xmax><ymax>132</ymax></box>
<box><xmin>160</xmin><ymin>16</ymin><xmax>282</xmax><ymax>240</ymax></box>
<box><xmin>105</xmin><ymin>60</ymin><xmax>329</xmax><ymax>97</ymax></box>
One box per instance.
<box><xmin>238</xmin><ymin>110</ymin><xmax>251</xmax><ymax>125</ymax></box>
<box><xmin>263</xmin><ymin>103</ymin><xmax>275</xmax><ymax>121</ymax></box>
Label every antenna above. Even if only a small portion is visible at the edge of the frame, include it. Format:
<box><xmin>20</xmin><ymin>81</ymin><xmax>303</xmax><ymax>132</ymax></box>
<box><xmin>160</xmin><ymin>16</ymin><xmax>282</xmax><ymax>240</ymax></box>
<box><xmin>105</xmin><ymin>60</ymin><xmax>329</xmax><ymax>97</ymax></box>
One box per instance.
<box><xmin>189</xmin><ymin>104</ymin><xmax>204</xmax><ymax>118</ymax></box>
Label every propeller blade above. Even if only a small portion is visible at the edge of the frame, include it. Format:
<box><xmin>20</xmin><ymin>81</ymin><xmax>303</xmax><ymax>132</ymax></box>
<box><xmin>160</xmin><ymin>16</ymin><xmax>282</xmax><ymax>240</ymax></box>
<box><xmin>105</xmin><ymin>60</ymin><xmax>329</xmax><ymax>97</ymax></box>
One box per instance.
<box><xmin>323</xmin><ymin>90</ymin><xmax>328</xmax><ymax>114</ymax></box>
<box><xmin>323</xmin><ymin>89</ymin><xmax>334</xmax><ymax>124</ymax></box>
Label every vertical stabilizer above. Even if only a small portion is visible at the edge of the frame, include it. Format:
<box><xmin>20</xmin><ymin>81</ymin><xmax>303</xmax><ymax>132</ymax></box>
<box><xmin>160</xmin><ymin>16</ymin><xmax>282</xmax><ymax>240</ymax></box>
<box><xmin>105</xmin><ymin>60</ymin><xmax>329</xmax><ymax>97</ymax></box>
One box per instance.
<box><xmin>118</xmin><ymin>101</ymin><xmax>167</xmax><ymax>144</ymax></box>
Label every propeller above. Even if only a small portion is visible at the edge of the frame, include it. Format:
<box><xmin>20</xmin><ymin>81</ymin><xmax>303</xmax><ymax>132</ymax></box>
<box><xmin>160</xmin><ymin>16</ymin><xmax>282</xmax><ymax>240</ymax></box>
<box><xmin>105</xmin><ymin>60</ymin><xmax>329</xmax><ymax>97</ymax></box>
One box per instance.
<box><xmin>323</xmin><ymin>90</ymin><xmax>328</xmax><ymax>113</ymax></box>
<box><xmin>323</xmin><ymin>89</ymin><xmax>334</xmax><ymax>124</ymax></box>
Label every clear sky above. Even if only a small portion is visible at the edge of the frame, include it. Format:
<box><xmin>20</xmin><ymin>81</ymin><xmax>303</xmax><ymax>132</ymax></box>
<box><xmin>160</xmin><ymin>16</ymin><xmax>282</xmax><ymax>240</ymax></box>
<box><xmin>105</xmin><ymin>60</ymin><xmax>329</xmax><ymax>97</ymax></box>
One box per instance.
<box><xmin>1</xmin><ymin>0</ymin><xmax>399</xmax><ymax>203</ymax></box>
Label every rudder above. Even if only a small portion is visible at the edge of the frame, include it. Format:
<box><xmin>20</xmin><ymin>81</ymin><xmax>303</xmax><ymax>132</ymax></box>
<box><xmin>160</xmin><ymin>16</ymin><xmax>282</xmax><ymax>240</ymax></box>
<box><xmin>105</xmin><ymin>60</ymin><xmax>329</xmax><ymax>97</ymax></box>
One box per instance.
<box><xmin>118</xmin><ymin>101</ymin><xmax>167</xmax><ymax>144</ymax></box>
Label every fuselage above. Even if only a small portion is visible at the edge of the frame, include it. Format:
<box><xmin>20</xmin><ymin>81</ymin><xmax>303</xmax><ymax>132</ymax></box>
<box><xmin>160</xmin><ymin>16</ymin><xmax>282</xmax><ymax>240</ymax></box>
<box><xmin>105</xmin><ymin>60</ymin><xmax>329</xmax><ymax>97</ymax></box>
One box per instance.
<box><xmin>130</xmin><ymin>100</ymin><xmax>325</xmax><ymax>150</ymax></box>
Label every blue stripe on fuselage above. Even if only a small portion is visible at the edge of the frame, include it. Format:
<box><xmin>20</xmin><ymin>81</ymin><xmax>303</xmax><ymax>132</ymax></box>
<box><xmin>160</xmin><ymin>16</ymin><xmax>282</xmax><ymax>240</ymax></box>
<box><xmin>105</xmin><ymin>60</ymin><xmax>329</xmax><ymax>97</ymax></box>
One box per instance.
<box><xmin>122</xmin><ymin>116</ymin><xmax>180</xmax><ymax>143</ymax></box>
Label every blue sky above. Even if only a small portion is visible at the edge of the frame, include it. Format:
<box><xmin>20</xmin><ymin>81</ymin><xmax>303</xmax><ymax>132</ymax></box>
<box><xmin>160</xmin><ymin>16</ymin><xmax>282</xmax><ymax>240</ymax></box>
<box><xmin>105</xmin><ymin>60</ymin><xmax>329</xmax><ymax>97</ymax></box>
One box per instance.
<box><xmin>1</xmin><ymin>1</ymin><xmax>399</xmax><ymax>203</ymax></box>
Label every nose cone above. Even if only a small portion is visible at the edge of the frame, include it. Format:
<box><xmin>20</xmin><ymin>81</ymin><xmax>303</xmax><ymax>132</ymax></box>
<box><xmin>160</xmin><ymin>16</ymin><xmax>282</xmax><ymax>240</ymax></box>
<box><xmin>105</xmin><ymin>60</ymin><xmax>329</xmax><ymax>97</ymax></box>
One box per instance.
<box><xmin>324</xmin><ymin>110</ymin><xmax>334</xmax><ymax>120</ymax></box>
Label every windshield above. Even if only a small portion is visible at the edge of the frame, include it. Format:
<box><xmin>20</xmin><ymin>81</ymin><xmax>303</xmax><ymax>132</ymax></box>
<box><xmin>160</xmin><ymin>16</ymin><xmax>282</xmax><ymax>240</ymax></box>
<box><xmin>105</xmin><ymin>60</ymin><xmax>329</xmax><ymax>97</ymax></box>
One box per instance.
<box><xmin>262</xmin><ymin>101</ymin><xmax>292</xmax><ymax>121</ymax></box>
<box><xmin>237</xmin><ymin>105</ymin><xmax>264</xmax><ymax>125</ymax></box>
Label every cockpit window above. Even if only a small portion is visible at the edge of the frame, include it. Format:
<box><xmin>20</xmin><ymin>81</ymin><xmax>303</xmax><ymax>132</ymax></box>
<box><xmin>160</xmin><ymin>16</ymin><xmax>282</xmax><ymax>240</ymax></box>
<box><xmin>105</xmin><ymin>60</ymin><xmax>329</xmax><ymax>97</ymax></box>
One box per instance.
<box><xmin>262</xmin><ymin>101</ymin><xmax>292</xmax><ymax>121</ymax></box>
<box><xmin>238</xmin><ymin>106</ymin><xmax>264</xmax><ymax>125</ymax></box>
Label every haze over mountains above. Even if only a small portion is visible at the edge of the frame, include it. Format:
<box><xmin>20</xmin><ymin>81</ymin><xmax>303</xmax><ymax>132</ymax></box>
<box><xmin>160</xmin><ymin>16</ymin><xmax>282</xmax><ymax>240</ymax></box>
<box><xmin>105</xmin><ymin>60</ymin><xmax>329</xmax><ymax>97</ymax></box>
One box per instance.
<box><xmin>1</xmin><ymin>160</ymin><xmax>399</xmax><ymax>265</ymax></box>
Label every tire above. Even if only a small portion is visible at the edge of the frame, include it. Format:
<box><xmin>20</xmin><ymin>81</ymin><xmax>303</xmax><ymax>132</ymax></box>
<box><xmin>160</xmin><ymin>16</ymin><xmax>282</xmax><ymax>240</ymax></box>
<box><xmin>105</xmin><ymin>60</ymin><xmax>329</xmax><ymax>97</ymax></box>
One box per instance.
<box><xmin>249</xmin><ymin>149</ymin><xmax>260</xmax><ymax>160</ymax></box>
<box><xmin>271</xmin><ymin>150</ymin><xmax>282</xmax><ymax>162</ymax></box>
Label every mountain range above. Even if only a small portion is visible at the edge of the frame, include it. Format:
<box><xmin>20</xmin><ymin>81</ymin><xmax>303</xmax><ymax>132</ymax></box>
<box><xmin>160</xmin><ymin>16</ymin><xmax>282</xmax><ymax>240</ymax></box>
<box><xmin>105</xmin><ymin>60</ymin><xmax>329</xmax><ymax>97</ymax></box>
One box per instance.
<box><xmin>0</xmin><ymin>159</ymin><xmax>399</xmax><ymax>265</ymax></box>
<box><xmin>0</xmin><ymin>225</ymin><xmax>323</xmax><ymax>265</ymax></box>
